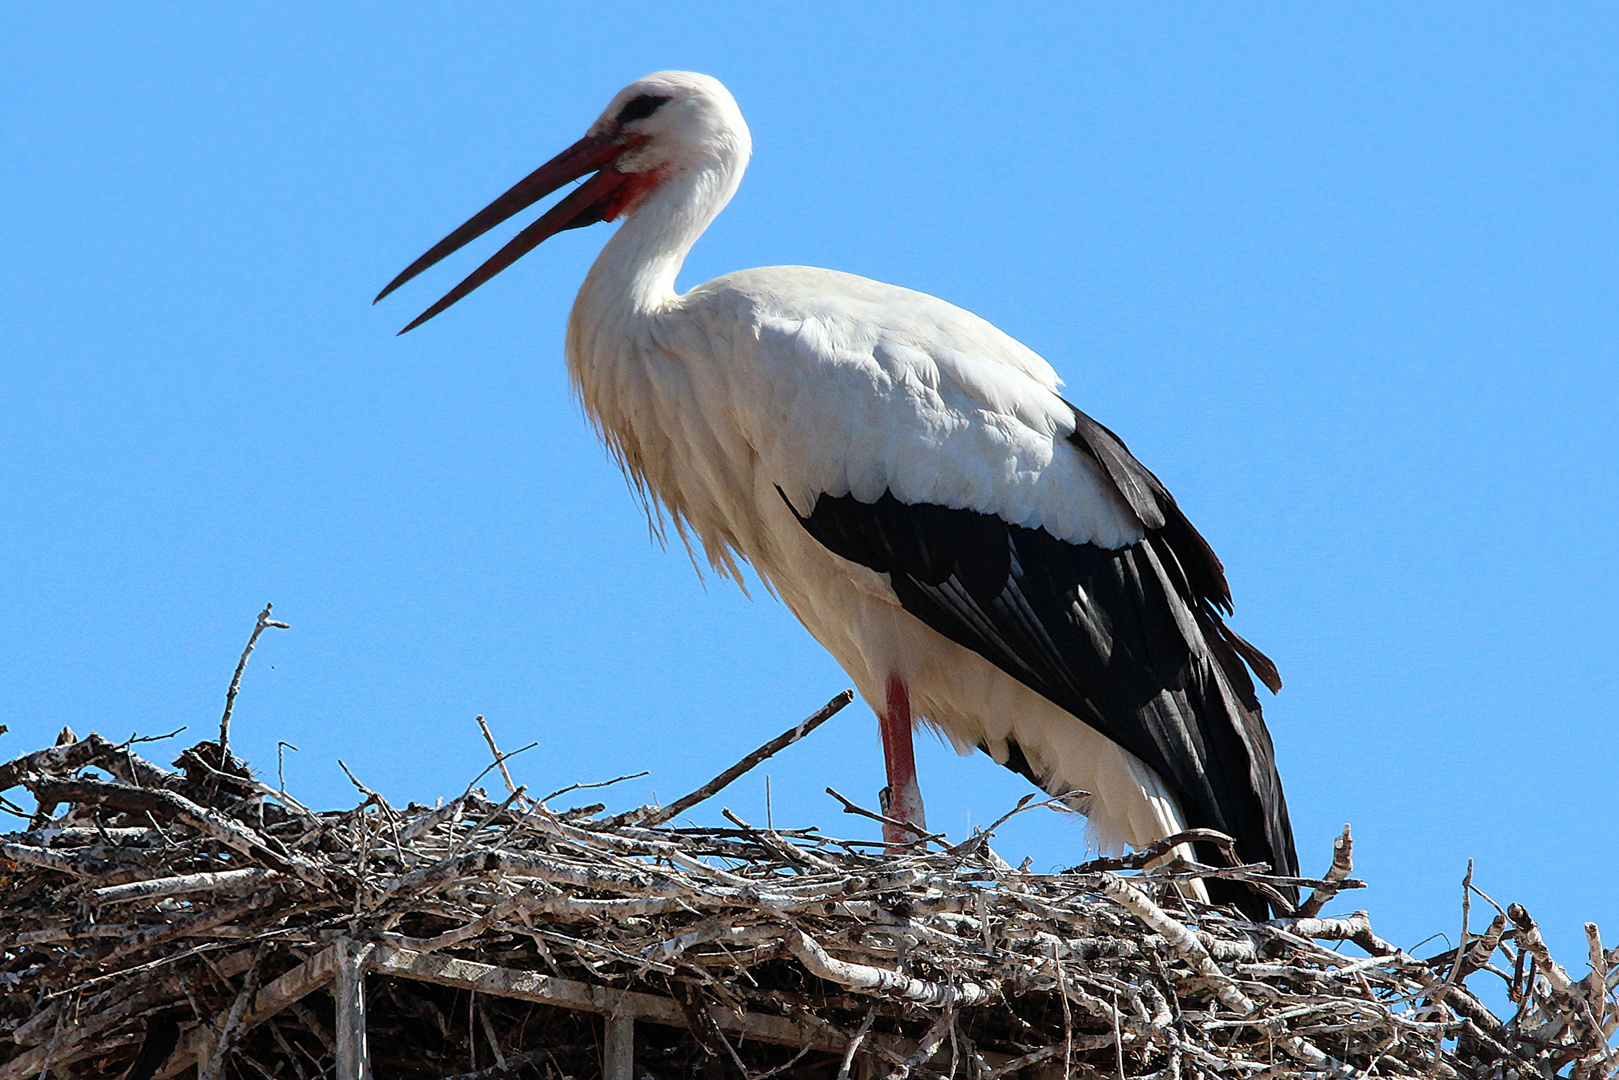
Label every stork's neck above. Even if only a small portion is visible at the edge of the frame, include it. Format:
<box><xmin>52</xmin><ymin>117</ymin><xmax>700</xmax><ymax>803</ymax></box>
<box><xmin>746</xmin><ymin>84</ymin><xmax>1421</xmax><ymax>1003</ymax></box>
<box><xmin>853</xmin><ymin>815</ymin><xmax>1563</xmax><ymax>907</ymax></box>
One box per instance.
<box><xmin>577</xmin><ymin>153</ymin><xmax>745</xmax><ymax>317</ymax></box>
<box><xmin>564</xmin><ymin>134</ymin><xmax>753</xmax><ymax>580</ymax></box>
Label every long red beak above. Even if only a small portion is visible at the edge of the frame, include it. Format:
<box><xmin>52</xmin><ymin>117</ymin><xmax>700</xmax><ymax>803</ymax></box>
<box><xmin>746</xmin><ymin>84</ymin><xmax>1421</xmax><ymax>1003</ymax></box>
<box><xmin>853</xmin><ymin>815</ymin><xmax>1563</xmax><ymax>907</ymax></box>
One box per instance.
<box><xmin>376</xmin><ymin>134</ymin><xmax>637</xmax><ymax>334</ymax></box>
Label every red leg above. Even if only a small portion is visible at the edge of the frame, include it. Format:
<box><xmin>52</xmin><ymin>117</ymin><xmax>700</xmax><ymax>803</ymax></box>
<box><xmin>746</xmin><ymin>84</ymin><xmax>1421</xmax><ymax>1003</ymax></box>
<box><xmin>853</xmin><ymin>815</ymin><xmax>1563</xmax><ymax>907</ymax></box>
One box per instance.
<box><xmin>878</xmin><ymin>674</ymin><xmax>927</xmax><ymax>846</ymax></box>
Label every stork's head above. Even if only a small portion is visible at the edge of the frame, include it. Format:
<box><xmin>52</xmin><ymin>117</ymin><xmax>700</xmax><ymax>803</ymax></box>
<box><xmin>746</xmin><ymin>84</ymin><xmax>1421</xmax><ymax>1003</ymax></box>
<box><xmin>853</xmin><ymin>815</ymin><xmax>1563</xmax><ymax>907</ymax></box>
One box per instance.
<box><xmin>376</xmin><ymin>71</ymin><xmax>750</xmax><ymax>332</ymax></box>
<box><xmin>589</xmin><ymin>71</ymin><xmax>750</xmax><ymax>179</ymax></box>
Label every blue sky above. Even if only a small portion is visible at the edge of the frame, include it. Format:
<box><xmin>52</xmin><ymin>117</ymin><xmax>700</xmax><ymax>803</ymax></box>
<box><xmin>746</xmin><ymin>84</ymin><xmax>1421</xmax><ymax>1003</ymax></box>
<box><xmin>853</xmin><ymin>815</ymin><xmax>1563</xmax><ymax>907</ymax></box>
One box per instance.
<box><xmin>3</xmin><ymin>5</ymin><xmax>1615</xmax><ymax>970</ymax></box>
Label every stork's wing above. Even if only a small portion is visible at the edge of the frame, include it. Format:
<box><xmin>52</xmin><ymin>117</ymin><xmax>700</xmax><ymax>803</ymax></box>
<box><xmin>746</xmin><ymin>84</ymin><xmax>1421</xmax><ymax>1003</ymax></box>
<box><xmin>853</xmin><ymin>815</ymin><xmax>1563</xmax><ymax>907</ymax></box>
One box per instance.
<box><xmin>786</xmin><ymin>403</ymin><xmax>1297</xmax><ymax>915</ymax></box>
<box><xmin>689</xmin><ymin>268</ymin><xmax>1296</xmax><ymax>913</ymax></box>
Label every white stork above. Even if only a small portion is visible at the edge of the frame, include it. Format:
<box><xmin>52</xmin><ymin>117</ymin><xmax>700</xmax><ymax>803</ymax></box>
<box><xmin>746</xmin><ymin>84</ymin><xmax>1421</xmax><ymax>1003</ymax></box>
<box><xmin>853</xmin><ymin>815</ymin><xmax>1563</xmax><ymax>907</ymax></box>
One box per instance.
<box><xmin>377</xmin><ymin>71</ymin><xmax>1298</xmax><ymax>916</ymax></box>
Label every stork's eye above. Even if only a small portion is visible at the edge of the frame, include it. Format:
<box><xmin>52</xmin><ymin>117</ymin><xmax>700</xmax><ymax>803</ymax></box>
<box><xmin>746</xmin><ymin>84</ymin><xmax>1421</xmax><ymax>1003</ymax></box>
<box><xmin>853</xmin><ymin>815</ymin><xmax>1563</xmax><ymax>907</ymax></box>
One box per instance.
<box><xmin>617</xmin><ymin>94</ymin><xmax>672</xmax><ymax>126</ymax></box>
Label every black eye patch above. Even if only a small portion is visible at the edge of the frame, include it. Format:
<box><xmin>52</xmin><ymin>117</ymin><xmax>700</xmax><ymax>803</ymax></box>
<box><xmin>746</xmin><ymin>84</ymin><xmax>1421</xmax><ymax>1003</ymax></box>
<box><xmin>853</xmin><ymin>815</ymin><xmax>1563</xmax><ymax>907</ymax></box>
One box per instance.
<box><xmin>616</xmin><ymin>94</ymin><xmax>672</xmax><ymax>126</ymax></box>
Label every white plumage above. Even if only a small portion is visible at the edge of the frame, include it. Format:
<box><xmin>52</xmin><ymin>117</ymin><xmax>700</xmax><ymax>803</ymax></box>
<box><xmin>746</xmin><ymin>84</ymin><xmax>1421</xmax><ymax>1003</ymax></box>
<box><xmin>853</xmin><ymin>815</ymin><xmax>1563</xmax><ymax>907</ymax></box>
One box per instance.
<box><xmin>378</xmin><ymin>71</ymin><xmax>1296</xmax><ymax>916</ymax></box>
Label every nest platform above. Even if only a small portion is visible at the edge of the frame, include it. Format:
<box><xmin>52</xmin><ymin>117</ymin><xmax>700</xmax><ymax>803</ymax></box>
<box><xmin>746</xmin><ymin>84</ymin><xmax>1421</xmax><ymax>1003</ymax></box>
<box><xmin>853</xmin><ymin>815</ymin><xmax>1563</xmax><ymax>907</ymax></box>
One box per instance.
<box><xmin>1</xmin><ymin>693</ymin><xmax>1615</xmax><ymax>1080</ymax></box>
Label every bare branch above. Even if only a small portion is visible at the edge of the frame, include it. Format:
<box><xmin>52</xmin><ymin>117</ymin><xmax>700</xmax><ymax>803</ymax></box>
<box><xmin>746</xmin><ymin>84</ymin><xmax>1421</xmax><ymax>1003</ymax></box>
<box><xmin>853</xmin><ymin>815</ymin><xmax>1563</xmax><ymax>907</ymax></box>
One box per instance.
<box><xmin>1296</xmin><ymin>823</ymin><xmax>1355</xmax><ymax>918</ymax></box>
<box><xmin>541</xmin><ymin>771</ymin><xmax>650</xmax><ymax>806</ymax></box>
<box><xmin>824</xmin><ymin>786</ymin><xmax>947</xmax><ymax>845</ymax></box>
<box><xmin>218</xmin><ymin>603</ymin><xmax>289</xmax><ymax>769</ymax></box>
<box><xmin>636</xmin><ymin>690</ymin><xmax>853</xmax><ymax>827</ymax></box>
<box><xmin>474</xmin><ymin>715</ymin><xmax>517</xmax><ymax>796</ymax></box>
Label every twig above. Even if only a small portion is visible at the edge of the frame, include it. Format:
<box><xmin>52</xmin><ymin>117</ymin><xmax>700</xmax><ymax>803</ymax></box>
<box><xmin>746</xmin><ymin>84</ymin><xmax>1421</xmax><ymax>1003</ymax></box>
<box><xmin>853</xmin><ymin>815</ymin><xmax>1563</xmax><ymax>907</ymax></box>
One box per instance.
<box><xmin>824</xmin><ymin>787</ymin><xmax>947</xmax><ymax>845</ymax></box>
<box><xmin>1296</xmin><ymin>824</ymin><xmax>1355</xmax><ymax>918</ymax></box>
<box><xmin>637</xmin><ymin>690</ymin><xmax>853</xmax><ymax>827</ymax></box>
<box><xmin>95</xmin><ymin>868</ymin><xmax>281</xmax><ymax>905</ymax></box>
<box><xmin>459</xmin><ymin>742</ymin><xmax>540</xmax><ymax>802</ymax></box>
<box><xmin>1098</xmin><ymin>875</ymin><xmax>1253</xmax><ymax>1015</ymax></box>
<box><xmin>1425</xmin><ymin>860</ymin><xmax>1474</xmax><ymax>1056</ymax></box>
<box><xmin>983</xmin><ymin>1044</ymin><xmax>1062</xmax><ymax>1080</ymax></box>
<box><xmin>218</xmin><ymin>603</ymin><xmax>289</xmax><ymax>769</ymax></box>
<box><xmin>180</xmin><ymin>749</ymin><xmax>317</xmax><ymax>821</ymax></box>
<box><xmin>0</xmin><ymin>841</ymin><xmax>94</xmax><ymax>877</ymax></box>
<box><xmin>943</xmin><ymin>794</ymin><xmax>1056</xmax><ymax>861</ymax></box>
<box><xmin>474</xmin><ymin>716</ymin><xmax>517</xmax><ymax>796</ymax></box>
<box><xmin>836</xmin><ymin>1005</ymin><xmax>877</xmax><ymax>1080</ymax></box>
<box><xmin>1585</xmin><ymin>923</ymin><xmax>1610</xmax><ymax>1030</ymax></box>
<box><xmin>3</xmin><ymin>720</ymin><xmax>1614</xmax><ymax>1080</ymax></box>
<box><xmin>1065</xmin><ymin>827</ymin><xmax>1241</xmax><ymax>874</ymax></box>
<box><xmin>476</xmin><ymin>997</ymin><xmax>506</xmax><ymax>1070</ymax></box>
<box><xmin>888</xmin><ymin>1006</ymin><xmax>954</xmax><ymax>1080</ymax></box>
<box><xmin>0</xmin><ymin>734</ymin><xmax>144</xmax><ymax>794</ymax></box>
<box><xmin>541</xmin><ymin>771</ymin><xmax>650</xmax><ymax>805</ymax></box>
<box><xmin>1461</xmin><ymin>912</ymin><xmax>1510</xmax><ymax>979</ymax></box>
<box><xmin>720</xmin><ymin>807</ymin><xmax>841</xmax><ymax>871</ymax></box>
<box><xmin>439</xmin><ymin>1049</ymin><xmax>549</xmax><ymax>1080</ymax></box>
<box><xmin>1051</xmin><ymin>940</ymin><xmax>1073</xmax><ymax>1080</ymax></box>
<box><xmin>99</xmin><ymin>740</ymin><xmax>186</xmax><ymax>790</ymax></box>
<box><xmin>337</xmin><ymin>759</ymin><xmax>406</xmax><ymax>865</ymax></box>
<box><xmin>123</xmin><ymin>727</ymin><xmax>188</xmax><ymax>747</ymax></box>
<box><xmin>1110</xmin><ymin>990</ymin><xmax>1124</xmax><ymax>1080</ymax></box>
<box><xmin>197</xmin><ymin>950</ymin><xmax>266</xmax><ymax>1080</ymax></box>
<box><xmin>447</xmin><ymin>786</ymin><xmax>530</xmax><ymax>858</ymax></box>
<box><xmin>753</xmin><ymin>1039</ymin><xmax>817</xmax><ymax>1080</ymax></box>
<box><xmin>25</xmin><ymin>778</ymin><xmax>327</xmax><ymax>888</ymax></box>
<box><xmin>277</xmin><ymin>742</ymin><xmax>298</xmax><ymax>797</ymax></box>
<box><xmin>1509</xmin><ymin>903</ymin><xmax>1577</xmax><ymax>998</ymax></box>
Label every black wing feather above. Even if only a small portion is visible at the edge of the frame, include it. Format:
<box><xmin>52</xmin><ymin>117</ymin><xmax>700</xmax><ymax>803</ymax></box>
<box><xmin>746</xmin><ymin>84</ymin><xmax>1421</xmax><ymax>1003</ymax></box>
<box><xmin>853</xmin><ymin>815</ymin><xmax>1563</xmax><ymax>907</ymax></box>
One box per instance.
<box><xmin>785</xmin><ymin>402</ymin><xmax>1296</xmax><ymax>918</ymax></box>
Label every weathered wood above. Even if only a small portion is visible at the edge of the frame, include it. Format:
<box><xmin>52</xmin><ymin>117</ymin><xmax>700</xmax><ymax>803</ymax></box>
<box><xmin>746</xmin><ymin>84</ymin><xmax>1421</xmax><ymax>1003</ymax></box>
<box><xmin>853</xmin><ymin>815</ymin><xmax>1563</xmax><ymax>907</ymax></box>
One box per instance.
<box><xmin>787</xmin><ymin>929</ymin><xmax>998</xmax><ymax>1006</ymax></box>
<box><xmin>217</xmin><ymin>602</ymin><xmax>289</xmax><ymax>769</ymax></box>
<box><xmin>0</xmin><ymin>734</ymin><xmax>124</xmax><ymax>793</ymax></box>
<box><xmin>364</xmin><ymin>945</ymin><xmax>974</xmax><ymax>1066</ymax></box>
<box><xmin>197</xmin><ymin>955</ymin><xmax>266</xmax><ymax>1080</ymax></box>
<box><xmin>27</xmin><ymin>886</ymin><xmax>291</xmax><ymax>994</ymax></box>
<box><xmin>1296</xmin><ymin>823</ymin><xmax>1355</xmax><ymax>918</ymax></box>
<box><xmin>0</xmin><ymin>840</ymin><xmax>95</xmax><ymax>876</ymax></box>
<box><xmin>603</xmin><ymin>1014</ymin><xmax>634</xmax><ymax>1080</ymax></box>
<box><xmin>334</xmin><ymin>939</ymin><xmax>373</xmax><ymax>1080</ymax></box>
<box><xmin>94</xmin><ymin>867</ymin><xmax>280</xmax><ymax>904</ymax></box>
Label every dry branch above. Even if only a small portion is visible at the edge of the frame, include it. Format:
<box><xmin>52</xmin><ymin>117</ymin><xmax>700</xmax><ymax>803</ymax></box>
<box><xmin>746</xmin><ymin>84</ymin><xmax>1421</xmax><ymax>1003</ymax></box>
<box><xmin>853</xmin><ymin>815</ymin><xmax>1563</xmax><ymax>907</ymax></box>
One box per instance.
<box><xmin>1296</xmin><ymin>823</ymin><xmax>1355</xmax><ymax>919</ymax></box>
<box><xmin>218</xmin><ymin>602</ymin><xmax>289</xmax><ymax>769</ymax></box>
<box><xmin>635</xmin><ymin>690</ymin><xmax>853</xmax><ymax>827</ymax></box>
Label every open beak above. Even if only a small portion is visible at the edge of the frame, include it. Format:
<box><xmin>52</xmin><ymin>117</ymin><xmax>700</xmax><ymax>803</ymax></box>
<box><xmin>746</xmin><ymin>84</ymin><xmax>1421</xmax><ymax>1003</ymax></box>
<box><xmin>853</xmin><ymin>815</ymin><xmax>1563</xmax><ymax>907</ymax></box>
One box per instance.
<box><xmin>376</xmin><ymin>133</ymin><xmax>640</xmax><ymax>334</ymax></box>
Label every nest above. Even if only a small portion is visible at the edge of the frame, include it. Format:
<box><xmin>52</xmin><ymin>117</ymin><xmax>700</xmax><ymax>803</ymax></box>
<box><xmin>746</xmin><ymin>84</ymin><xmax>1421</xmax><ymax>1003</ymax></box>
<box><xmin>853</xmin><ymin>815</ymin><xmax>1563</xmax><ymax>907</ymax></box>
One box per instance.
<box><xmin>2</xmin><ymin>691</ymin><xmax>1616</xmax><ymax>1080</ymax></box>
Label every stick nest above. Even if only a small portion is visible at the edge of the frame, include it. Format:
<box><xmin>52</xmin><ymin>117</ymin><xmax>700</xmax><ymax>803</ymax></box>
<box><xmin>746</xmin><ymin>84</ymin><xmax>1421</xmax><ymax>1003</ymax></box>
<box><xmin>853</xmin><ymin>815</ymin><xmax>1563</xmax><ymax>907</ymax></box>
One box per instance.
<box><xmin>1</xmin><ymin>716</ymin><xmax>1615</xmax><ymax>1080</ymax></box>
